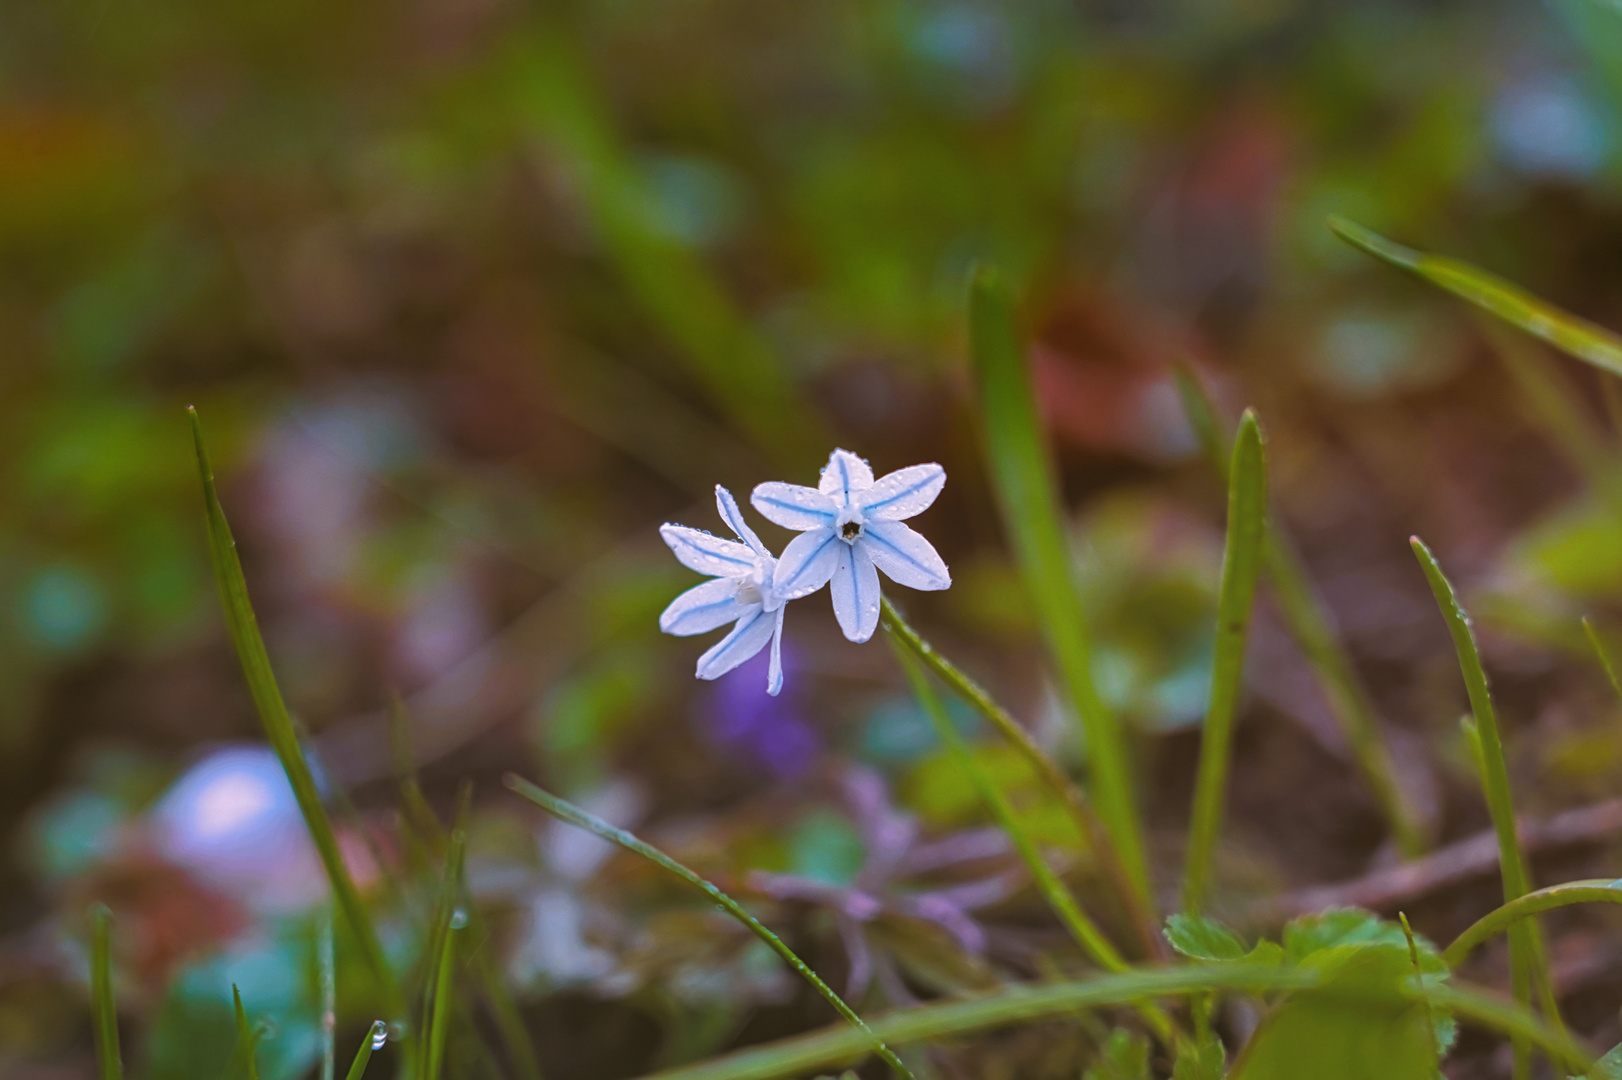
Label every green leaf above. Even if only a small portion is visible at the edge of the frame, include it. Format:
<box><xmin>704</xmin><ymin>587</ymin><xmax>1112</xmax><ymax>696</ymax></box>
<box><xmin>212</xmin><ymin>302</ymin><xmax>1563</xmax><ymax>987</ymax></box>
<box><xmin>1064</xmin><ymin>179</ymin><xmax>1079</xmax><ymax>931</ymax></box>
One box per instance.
<box><xmin>967</xmin><ymin>266</ymin><xmax>1148</xmax><ymax>906</ymax></box>
<box><xmin>89</xmin><ymin>905</ymin><xmax>123</xmax><ymax>1080</ymax></box>
<box><xmin>189</xmin><ymin>408</ymin><xmax>405</xmax><ymax>1023</ymax></box>
<box><xmin>1164</xmin><ymin>914</ymin><xmax>1247</xmax><ymax>962</ymax></box>
<box><xmin>1230</xmin><ymin>949</ymin><xmax>1437</xmax><ymax>1080</ymax></box>
<box><xmin>1586</xmin><ymin>1041</ymin><xmax>1622</xmax><ymax>1080</ymax></box>
<box><xmin>504</xmin><ymin>774</ymin><xmax>916</xmax><ymax>1080</ymax></box>
<box><xmin>1182</xmin><ymin>411</ymin><xmax>1268</xmax><ymax>915</ymax></box>
<box><xmin>1284</xmin><ymin>909</ymin><xmax>1420</xmax><ymax>966</ymax></box>
<box><xmin>1083</xmin><ymin>1029</ymin><xmax>1150</xmax><ymax>1080</ymax></box>
<box><xmin>1329</xmin><ymin>217</ymin><xmax>1622</xmax><ymax>380</ymax></box>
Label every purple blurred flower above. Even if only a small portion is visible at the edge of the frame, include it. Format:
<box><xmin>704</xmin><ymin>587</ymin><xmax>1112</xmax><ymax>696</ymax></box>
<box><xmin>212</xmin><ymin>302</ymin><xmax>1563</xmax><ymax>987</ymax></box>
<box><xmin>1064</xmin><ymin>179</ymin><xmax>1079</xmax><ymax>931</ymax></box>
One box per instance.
<box><xmin>701</xmin><ymin>643</ymin><xmax>820</xmax><ymax>779</ymax></box>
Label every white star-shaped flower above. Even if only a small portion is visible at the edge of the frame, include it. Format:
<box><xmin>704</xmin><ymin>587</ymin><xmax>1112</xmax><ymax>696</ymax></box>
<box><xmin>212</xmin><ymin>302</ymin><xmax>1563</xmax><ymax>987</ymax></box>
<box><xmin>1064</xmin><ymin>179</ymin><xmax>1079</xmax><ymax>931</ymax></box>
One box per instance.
<box><xmin>659</xmin><ymin>486</ymin><xmax>789</xmax><ymax>695</ymax></box>
<box><xmin>753</xmin><ymin>449</ymin><xmax>950</xmax><ymax>643</ymax></box>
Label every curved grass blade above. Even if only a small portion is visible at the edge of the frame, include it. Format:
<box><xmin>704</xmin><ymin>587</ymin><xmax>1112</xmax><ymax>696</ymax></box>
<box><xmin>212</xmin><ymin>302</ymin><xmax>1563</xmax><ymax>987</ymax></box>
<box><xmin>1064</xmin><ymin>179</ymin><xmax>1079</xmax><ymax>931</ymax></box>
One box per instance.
<box><xmin>344</xmin><ymin>1022</ymin><xmax>389</xmax><ymax>1080</ymax></box>
<box><xmin>967</xmin><ymin>266</ymin><xmax>1148</xmax><ymax>906</ymax></box>
<box><xmin>1329</xmin><ymin>217</ymin><xmax>1622</xmax><ymax>380</ymax></box>
<box><xmin>1583</xmin><ymin>617</ymin><xmax>1622</xmax><ymax>705</ymax></box>
<box><xmin>1411</xmin><ymin>538</ymin><xmax>1557</xmax><ymax>1075</ymax></box>
<box><xmin>879</xmin><ymin>597</ymin><xmax>1162</xmax><ymax>958</ymax></box>
<box><xmin>1446</xmin><ymin>879</ymin><xmax>1622</xmax><ymax>966</ymax></box>
<box><xmin>232</xmin><ymin>985</ymin><xmax>262</xmax><ymax>1080</ymax></box>
<box><xmin>1173</xmin><ymin>366</ymin><xmax>1424</xmax><ymax>856</ymax></box>
<box><xmin>189</xmin><ymin>408</ymin><xmax>405</xmax><ymax>1022</ymax></box>
<box><xmin>889</xmin><ymin>640</ymin><xmax>1175</xmax><ymax>1043</ymax></box>
<box><xmin>89</xmin><ymin>905</ymin><xmax>122</xmax><ymax>1080</ymax></box>
<box><xmin>633</xmin><ymin>964</ymin><xmax>1585</xmax><ymax>1080</ymax></box>
<box><xmin>503</xmin><ymin>774</ymin><xmax>916</xmax><ymax>1080</ymax></box>
<box><xmin>1181</xmin><ymin>411</ymin><xmax>1268</xmax><ymax>915</ymax></box>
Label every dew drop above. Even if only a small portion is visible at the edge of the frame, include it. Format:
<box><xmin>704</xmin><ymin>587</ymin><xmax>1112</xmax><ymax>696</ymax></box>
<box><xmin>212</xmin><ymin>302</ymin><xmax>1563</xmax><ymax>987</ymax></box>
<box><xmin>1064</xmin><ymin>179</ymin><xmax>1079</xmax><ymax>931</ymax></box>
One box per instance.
<box><xmin>449</xmin><ymin>908</ymin><xmax>469</xmax><ymax>929</ymax></box>
<box><xmin>371</xmin><ymin>1021</ymin><xmax>388</xmax><ymax>1050</ymax></box>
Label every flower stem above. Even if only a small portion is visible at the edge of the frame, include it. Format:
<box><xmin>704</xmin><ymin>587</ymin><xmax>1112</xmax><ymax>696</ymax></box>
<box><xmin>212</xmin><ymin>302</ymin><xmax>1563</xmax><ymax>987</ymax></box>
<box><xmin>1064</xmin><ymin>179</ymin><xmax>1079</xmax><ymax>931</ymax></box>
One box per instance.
<box><xmin>892</xmin><ymin>639</ymin><xmax>1177</xmax><ymax>1043</ymax></box>
<box><xmin>878</xmin><ymin>596</ymin><xmax>1163</xmax><ymax>960</ymax></box>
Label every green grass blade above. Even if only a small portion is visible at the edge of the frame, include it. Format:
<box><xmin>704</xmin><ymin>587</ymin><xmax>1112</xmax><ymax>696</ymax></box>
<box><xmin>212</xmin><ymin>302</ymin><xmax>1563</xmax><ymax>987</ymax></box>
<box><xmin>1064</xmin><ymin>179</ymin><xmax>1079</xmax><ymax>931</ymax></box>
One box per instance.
<box><xmin>1411</xmin><ymin>537</ymin><xmax>1555</xmax><ymax>1074</ymax></box>
<box><xmin>1181</xmin><ymin>411</ymin><xmax>1268</xmax><ymax>915</ymax></box>
<box><xmin>967</xmin><ymin>266</ymin><xmax>1147</xmax><ymax>904</ymax></box>
<box><xmin>474</xmin><ymin>948</ymin><xmax>545</xmax><ymax>1080</ymax></box>
<box><xmin>630</xmin><ymin>965</ymin><xmax>1582</xmax><ymax>1080</ymax></box>
<box><xmin>1482</xmin><ymin>324</ymin><xmax>1615</xmax><ymax>483</ymax></box>
<box><xmin>89</xmin><ymin>905</ymin><xmax>122</xmax><ymax>1080</ymax></box>
<box><xmin>344</xmin><ymin>1022</ymin><xmax>389</xmax><ymax>1080</ymax></box>
<box><xmin>1329</xmin><ymin>217</ymin><xmax>1622</xmax><ymax>380</ymax></box>
<box><xmin>1583</xmin><ymin>617</ymin><xmax>1622</xmax><ymax>705</ymax></box>
<box><xmin>232</xmin><ymin>985</ymin><xmax>261</xmax><ymax>1080</ymax></box>
<box><xmin>879</xmin><ymin>597</ymin><xmax>1162</xmax><ymax>958</ymax></box>
<box><xmin>1446</xmin><ymin>880</ymin><xmax>1622</xmax><ymax>966</ymax></box>
<box><xmin>189</xmin><ymin>407</ymin><xmax>405</xmax><ymax>1022</ymax></box>
<box><xmin>425</xmin><ymin>922</ymin><xmax>460</xmax><ymax>1080</ymax></box>
<box><xmin>889</xmin><ymin>640</ymin><xmax>1175</xmax><ymax>1043</ymax></box>
<box><xmin>1172</xmin><ymin>366</ymin><xmax>1425</xmax><ymax>857</ymax></box>
<box><xmin>418</xmin><ymin>830</ymin><xmax>466</xmax><ymax>1080</ymax></box>
<box><xmin>503</xmin><ymin>774</ymin><xmax>916</xmax><ymax>1080</ymax></box>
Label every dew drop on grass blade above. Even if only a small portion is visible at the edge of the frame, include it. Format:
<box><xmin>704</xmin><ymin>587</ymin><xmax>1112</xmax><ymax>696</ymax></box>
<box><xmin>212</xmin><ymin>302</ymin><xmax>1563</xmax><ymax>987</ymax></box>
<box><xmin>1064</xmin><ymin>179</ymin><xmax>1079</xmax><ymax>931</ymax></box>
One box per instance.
<box><xmin>1181</xmin><ymin>411</ymin><xmax>1268</xmax><ymax>917</ymax></box>
<box><xmin>503</xmin><ymin>773</ymin><xmax>917</xmax><ymax>1080</ymax></box>
<box><xmin>1329</xmin><ymin>217</ymin><xmax>1622</xmax><ymax>381</ymax></box>
<box><xmin>344</xmin><ymin>1022</ymin><xmax>389</xmax><ymax>1080</ymax></box>
<box><xmin>188</xmin><ymin>407</ymin><xmax>406</xmax><ymax>1023</ymax></box>
<box><xmin>966</xmin><ymin>266</ymin><xmax>1148</xmax><ymax>905</ymax></box>
<box><xmin>90</xmin><ymin>905</ymin><xmax>122</xmax><ymax>1080</ymax></box>
<box><xmin>1411</xmin><ymin>538</ymin><xmax>1558</xmax><ymax>1077</ymax></box>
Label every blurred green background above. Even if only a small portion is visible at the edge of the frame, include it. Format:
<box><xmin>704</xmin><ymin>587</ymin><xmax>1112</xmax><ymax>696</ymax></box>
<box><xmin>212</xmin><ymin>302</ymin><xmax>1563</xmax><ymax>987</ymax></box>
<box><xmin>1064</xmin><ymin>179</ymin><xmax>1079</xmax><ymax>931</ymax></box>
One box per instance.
<box><xmin>12</xmin><ymin>0</ymin><xmax>1622</xmax><ymax>1076</ymax></box>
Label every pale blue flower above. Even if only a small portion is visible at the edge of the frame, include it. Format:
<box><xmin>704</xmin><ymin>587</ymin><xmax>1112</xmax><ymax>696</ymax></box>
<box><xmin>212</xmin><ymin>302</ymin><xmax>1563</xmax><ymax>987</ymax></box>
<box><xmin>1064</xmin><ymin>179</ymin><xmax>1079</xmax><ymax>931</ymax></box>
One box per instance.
<box><xmin>660</xmin><ymin>486</ymin><xmax>789</xmax><ymax>695</ymax></box>
<box><xmin>754</xmin><ymin>449</ymin><xmax>950</xmax><ymax>643</ymax></box>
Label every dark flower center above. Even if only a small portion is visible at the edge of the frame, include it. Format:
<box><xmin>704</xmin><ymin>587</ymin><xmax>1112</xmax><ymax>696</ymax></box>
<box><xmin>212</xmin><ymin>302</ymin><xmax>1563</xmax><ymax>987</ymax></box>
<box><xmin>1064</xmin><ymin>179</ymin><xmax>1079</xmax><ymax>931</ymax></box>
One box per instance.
<box><xmin>841</xmin><ymin>520</ymin><xmax>863</xmax><ymax>540</ymax></box>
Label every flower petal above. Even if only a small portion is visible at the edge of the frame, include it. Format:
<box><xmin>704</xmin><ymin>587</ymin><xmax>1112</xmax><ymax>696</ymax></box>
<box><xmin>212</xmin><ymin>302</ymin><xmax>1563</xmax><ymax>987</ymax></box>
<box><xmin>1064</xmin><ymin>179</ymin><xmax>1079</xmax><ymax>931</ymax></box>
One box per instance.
<box><xmin>862</xmin><ymin>520</ymin><xmax>951</xmax><ymax>591</ymax></box>
<box><xmin>830</xmin><ymin>541</ymin><xmax>881</xmax><ymax>643</ymax></box>
<box><xmin>818</xmin><ymin>448</ymin><xmax>875</xmax><ymax>503</ymax></box>
<box><xmin>751</xmin><ymin>482</ymin><xmax>837</xmax><ymax>530</ymax></box>
<box><xmin>857</xmin><ymin>463</ymin><xmax>946</xmax><ymax>521</ymax></box>
<box><xmin>715</xmin><ymin>485</ymin><xmax>768</xmax><ymax>557</ymax></box>
<box><xmin>660</xmin><ymin>524</ymin><xmax>756</xmax><ymax>577</ymax></box>
<box><xmin>773</xmin><ymin>526</ymin><xmax>841</xmax><ymax>599</ymax></box>
<box><xmin>660</xmin><ymin>577</ymin><xmax>751</xmax><ymax>636</ymax></box>
<box><xmin>766</xmin><ymin>606</ymin><xmax>786</xmax><ymax>696</ymax></box>
<box><xmin>696</xmin><ymin>606</ymin><xmax>775</xmax><ymax>680</ymax></box>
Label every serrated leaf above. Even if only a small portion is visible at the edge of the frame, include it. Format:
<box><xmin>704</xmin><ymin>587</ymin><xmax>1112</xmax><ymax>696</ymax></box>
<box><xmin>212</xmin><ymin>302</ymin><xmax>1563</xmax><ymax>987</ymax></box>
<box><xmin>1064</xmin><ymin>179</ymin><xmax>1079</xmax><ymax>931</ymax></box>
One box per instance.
<box><xmin>1283</xmin><ymin>909</ymin><xmax>1441</xmax><ymax>970</ymax></box>
<box><xmin>1165</xmin><ymin>914</ymin><xmax>1247</xmax><ymax>962</ymax></box>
